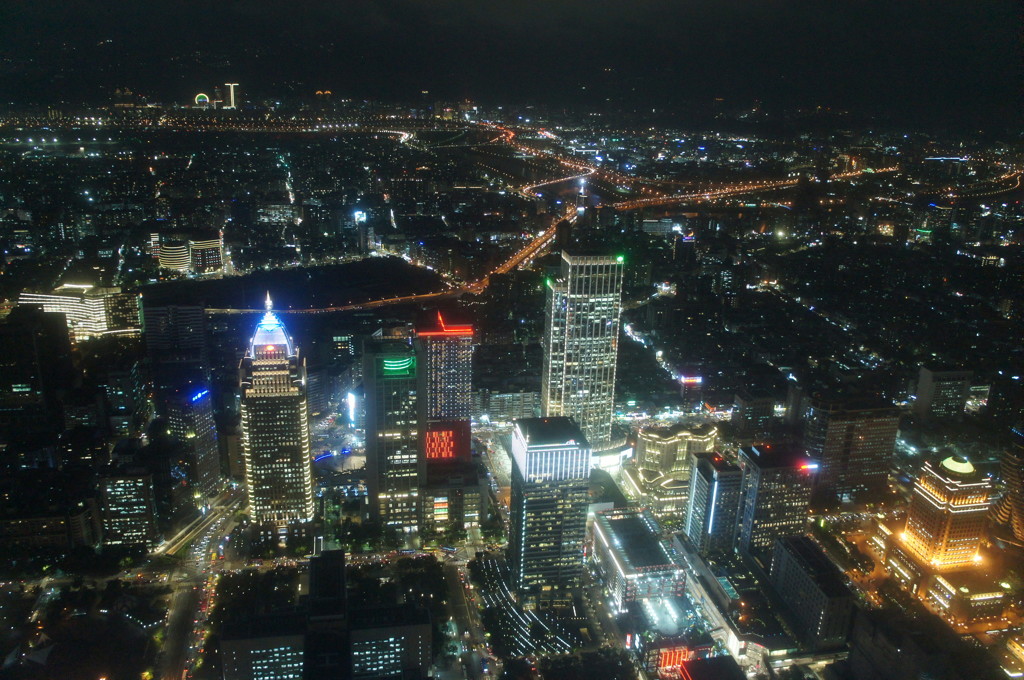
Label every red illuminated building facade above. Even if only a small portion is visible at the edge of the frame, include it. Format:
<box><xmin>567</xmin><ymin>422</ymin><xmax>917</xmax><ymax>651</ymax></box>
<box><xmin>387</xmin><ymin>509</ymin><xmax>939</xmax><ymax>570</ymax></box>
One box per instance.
<box><xmin>417</xmin><ymin>311</ymin><xmax>473</xmax><ymax>464</ymax></box>
<box><xmin>415</xmin><ymin>311</ymin><xmax>485</xmax><ymax>533</ymax></box>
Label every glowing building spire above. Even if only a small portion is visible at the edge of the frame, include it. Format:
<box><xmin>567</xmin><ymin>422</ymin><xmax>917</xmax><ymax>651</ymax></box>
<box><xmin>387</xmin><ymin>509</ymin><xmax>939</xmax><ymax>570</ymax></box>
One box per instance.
<box><xmin>265</xmin><ymin>291</ymin><xmax>273</xmax><ymax>311</ymax></box>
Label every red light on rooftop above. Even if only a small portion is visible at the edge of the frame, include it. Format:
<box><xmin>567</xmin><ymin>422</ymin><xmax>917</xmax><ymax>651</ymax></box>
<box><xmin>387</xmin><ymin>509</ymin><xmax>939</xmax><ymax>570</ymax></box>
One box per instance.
<box><xmin>418</xmin><ymin>310</ymin><xmax>472</xmax><ymax>337</ymax></box>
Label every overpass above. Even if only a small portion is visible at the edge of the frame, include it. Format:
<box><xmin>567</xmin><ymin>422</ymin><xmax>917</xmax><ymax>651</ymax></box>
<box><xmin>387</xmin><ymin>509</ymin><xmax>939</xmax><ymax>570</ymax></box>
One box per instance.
<box><xmin>610</xmin><ymin>165</ymin><xmax>901</xmax><ymax>211</ymax></box>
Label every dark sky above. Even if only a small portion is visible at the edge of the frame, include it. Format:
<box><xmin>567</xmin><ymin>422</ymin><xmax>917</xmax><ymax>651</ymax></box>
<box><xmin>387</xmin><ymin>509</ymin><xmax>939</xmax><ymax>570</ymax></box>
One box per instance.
<box><xmin>0</xmin><ymin>0</ymin><xmax>1019</xmax><ymax>128</ymax></box>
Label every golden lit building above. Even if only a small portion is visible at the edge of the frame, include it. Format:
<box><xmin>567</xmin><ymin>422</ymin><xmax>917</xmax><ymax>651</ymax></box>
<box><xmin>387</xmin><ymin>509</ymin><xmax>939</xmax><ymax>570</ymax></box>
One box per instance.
<box><xmin>635</xmin><ymin>423</ymin><xmax>717</xmax><ymax>475</ymax></box>
<box><xmin>902</xmin><ymin>455</ymin><xmax>990</xmax><ymax>571</ymax></box>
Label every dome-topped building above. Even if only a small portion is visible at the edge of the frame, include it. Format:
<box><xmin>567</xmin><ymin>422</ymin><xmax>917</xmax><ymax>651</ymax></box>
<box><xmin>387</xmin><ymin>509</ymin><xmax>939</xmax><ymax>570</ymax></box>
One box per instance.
<box><xmin>903</xmin><ymin>453</ymin><xmax>991</xmax><ymax>570</ymax></box>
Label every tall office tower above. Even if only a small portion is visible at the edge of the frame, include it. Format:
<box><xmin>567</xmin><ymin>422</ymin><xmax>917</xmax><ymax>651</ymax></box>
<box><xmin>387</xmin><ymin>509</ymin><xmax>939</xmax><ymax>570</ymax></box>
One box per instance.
<box><xmin>684</xmin><ymin>452</ymin><xmax>743</xmax><ymax>556</ymax></box>
<box><xmin>100</xmin><ymin>358</ymin><xmax>149</xmax><ymax>437</ymax></box>
<box><xmin>804</xmin><ymin>397</ymin><xmax>899</xmax><ymax>503</ymax></box>
<box><xmin>225</xmin><ymin>83</ymin><xmax>239</xmax><ymax>109</ymax></box>
<box><xmin>991</xmin><ymin>425</ymin><xmax>1024</xmax><ymax>543</ymax></box>
<box><xmin>913</xmin><ymin>365</ymin><xmax>972</xmax><ymax>420</ymax></box>
<box><xmin>736</xmin><ymin>445</ymin><xmax>815</xmax><ymax>559</ymax></box>
<box><xmin>0</xmin><ymin>306</ymin><xmax>76</xmax><ymax>442</ymax></box>
<box><xmin>305</xmin><ymin>550</ymin><xmax>348</xmax><ymax>679</ymax></box>
<box><xmin>364</xmin><ymin>337</ymin><xmax>422</xmax><ymax>531</ymax></box>
<box><xmin>541</xmin><ymin>251</ymin><xmax>624</xmax><ymax>451</ymax></box>
<box><xmin>902</xmin><ymin>455</ymin><xmax>990</xmax><ymax>570</ymax></box>
<box><xmin>166</xmin><ymin>386</ymin><xmax>221</xmax><ymax>499</ymax></box>
<box><xmin>142</xmin><ymin>303</ymin><xmax>208</xmax><ymax>368</ymax></box>
<box><xmin>509</xmin><ymin>417</ymin><xmax>591</xmax><ymax>609</ymax></box>
<box><xmin>239</xmin><ymin>297</ymin><xmax>315</xmax><ymax>530</ymax></box>
<box><xmin>415</xmin><ymin>312</ymin><xmax>485</xmax><ymax>533</ymax></box>
<box><xmin>416</xmin><ymin>311</ymin><xmax>473</xmax><ymax>462</ymax></box>
<box><xmin>142</xmin><ymin>302</ymin><xmax>209</xmax><ymax>405</ymax></box>
<box><xmin>97</xmin><ymin>469</ymin><xmax>160</xmax><ymax>547</ymax></box>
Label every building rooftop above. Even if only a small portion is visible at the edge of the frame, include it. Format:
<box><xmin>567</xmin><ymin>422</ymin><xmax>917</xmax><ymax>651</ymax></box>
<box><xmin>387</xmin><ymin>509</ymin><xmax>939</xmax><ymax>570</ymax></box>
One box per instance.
<box><xmin>698</xmin><ymin>452</ymin><xmax>741</xmax><ymax>475</ymax></box>
<box><xmin>679</xmin><ymin>655</ymin><xmax>745</xmax><ymax>680</ymax></box>
<box><xmin>638</xmin><ymin>422</ymin><xmax>716</xmax><ymax>443</ymax></box>
<box><xmin>514</xmin><ymin>417</ymin><xmax>588</xmax><ymax>449</ymax></box>
<box><xmin>596</xmin><ymin>509</ymin><xmax>679</xmax><ymax>572</ymax></box>
<box><xmin>222</xmin><ymin>610</ymin><xmax>306</xmax><ymax>641</ymax></box>
<box><xmin>249</xmin><ymin>306</ymin><xmax>295</xmax><ymax>357</ymax></box>
<box><xmin>416</xmin><ymin>309</ymin><xmax>472</xmax><ymax>337</ymax></box>
<box><xmin>561</xmin><ymin>248</ymin><xmax>625</xmax><ymax>263</ymax></box>
<box><xmin>739</xmin><ymin>444</ymin><xmax>816</xmax><ymax>470</ymax></box>
<box><xmin>939</xmin><ymin>454</ymin><xmax>976</xmax><ymax>477</ymax></box>
<box><xmin>774</xmin><ymin>535</ymin><xmax>850</xmax><ymax>598</ymax></box>
<box><xmin>349</xmin><ymin>604</ymin><xmax>431</xmax><ymax>631</ymax></box>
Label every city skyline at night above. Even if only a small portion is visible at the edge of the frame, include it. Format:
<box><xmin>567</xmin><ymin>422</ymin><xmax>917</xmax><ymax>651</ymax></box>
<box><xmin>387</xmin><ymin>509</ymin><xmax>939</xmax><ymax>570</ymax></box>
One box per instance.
<box><xmin>0</xmin><ymin>3</ymin><xmax>1020</xmax><ymax>679</ymax></box>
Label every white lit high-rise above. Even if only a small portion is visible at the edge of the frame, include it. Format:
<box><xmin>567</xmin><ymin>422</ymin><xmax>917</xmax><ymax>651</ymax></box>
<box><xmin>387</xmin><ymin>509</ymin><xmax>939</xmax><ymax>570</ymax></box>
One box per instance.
<box><xmin>509</xmin><ymin>417</ymin><xmax>591</xmax><ymax>609</ymax></box>
<box><xmin>541</xmin><ymin>251</ymin><xmax>624</xmax><ymax>451</ymax></box>
<box><xmin>239</xmin><ymin>295</ymin><xmax>315</xmax><ymax>527</ymax></box>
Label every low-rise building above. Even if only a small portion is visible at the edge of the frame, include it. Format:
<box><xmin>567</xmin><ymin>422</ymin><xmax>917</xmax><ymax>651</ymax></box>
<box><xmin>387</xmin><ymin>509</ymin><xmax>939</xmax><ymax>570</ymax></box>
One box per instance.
<box><xmin>591</xmin><ymin>508</ymin><xmax>686</xmax><ymax>612</ymax></box>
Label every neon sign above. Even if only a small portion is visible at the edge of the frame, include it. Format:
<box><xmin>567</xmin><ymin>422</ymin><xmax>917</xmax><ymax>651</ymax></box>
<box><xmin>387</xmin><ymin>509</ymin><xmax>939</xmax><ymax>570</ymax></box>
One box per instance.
<box><xmin>418</xmin><ymin>311</ymin><xmax>472</xmax><ymax>337</ymax></box>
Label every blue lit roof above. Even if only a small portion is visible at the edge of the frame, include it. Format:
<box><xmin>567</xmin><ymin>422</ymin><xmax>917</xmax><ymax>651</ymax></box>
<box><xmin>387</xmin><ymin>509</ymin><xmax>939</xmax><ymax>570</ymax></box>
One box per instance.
<box><xmin>249</xmin><ymin>306</ymin><xmax>294</xmax><ymax>356</ymax></box>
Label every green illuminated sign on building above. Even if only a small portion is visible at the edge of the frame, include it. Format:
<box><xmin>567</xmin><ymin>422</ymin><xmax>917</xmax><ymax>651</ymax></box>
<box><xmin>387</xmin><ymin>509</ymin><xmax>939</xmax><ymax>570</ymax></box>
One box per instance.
<box><xmin>381</xmin><ymin>356</ymin><xmax>415</xmax><ymax>376</ymax></box>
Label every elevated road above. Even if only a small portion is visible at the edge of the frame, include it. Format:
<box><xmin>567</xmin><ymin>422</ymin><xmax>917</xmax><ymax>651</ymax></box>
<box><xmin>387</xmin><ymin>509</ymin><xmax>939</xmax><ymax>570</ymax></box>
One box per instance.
<box><xmin>611</xmin><ymin>165</ymin><xmax>901</xmax><ymax>211</ymax></box>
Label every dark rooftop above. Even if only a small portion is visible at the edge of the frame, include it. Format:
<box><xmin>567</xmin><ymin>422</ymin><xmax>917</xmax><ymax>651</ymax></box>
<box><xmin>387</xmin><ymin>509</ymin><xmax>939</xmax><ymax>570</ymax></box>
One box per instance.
<box><xmin>349</xmin><ymin>604</ymin><xmax>431</xmax><ymax>631</ymax></box>
<box><xmin>597</xmin><ymin>510</ymin><xmax>677</xmax><ymax>573</ymax></box>
<box><xmin>680</xmin><ymin>656</ymin><xmax>745</xmax><ymax>680</ymax></box>
<box><xmin>774</xmin><ymin>535</ymin><xmax>851</xmax><ymax>598</ymax></box>
<box><xmin>514</xmin><ymin>417</ymin><xmax>588</xmax><ymax>448</ymax></box>
<box><xmin>605</xmin><ymin>514</ymin><xmax>672</xmax><ymax>570</ymax></box>
<box><xmin>739</xmin><ymin>444</ymin><xmax>815</xmax><ymax>470</ymax></box>
<box><xmin>222</xmin><ymin>610</ymin><xmax>306</xmax><ymax>641</ymax></box>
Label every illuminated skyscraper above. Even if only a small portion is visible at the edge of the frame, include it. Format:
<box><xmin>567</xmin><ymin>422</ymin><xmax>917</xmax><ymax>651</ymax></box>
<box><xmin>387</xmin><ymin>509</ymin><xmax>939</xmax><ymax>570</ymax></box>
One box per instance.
<box><xmin>804</xmin><ymin>397</ymin><xmax>899</xmax><ymax>503</ymax></box>
<box><xmin>239</xmin><ymin>296</ymin><xmax>315</xmax><ymax>529</ymax></box>
<box><xmin>903</xmin><ymin>455</ymin><xmax>990</xmax><ymax>570</ymax></box>
<box><xmin>737</xmin><ymin>445</ymin><xmax>815</xmax><ymax>559</ymax></box>
<box><xmin>509</xmin><ymin>417</ymin><xmax>591</xmax><ymax>609</ymax></box>
<box><xmin>97</xmin><ymin>469</ymin><xmax>160</xmax><ymax>548</ymax></box>
<box><xmin>416</xmin><ymin>311</ymin><xmax>473</xmax><ymax>462</ymax></box>
<box><xmin>541</xmin><ymin>251</ymin><xmax>623</xmax><ymax>450</ymax></box>
<box><xmin>684</xmin><ymin>452</ymin><xmax>743</xmax><ymax>556</ymax></box>
<box><xmin>991</xmin><ymin>425</ymin><xmax>1024</xmax><ymax>543</ymax></box>
<box><xmin>415</xmin><ymin>312</ymin><xmax>484</xmax><ymax>533</ymax></box>
<box><xmin>364</xmin><ymin>337</ymin><xmax>422</xmax><ymax>531</ymax></box>
<box><xmin>167</xmin><ymin>386</ymin><xmax>221</xmax><ymax>499</ymax></box>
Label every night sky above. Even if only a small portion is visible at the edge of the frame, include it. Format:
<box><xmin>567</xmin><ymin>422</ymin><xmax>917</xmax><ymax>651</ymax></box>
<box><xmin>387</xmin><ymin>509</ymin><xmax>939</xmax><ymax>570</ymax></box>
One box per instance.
<box><xmin>0</xmin><ymin>0</ymin><xmax>1019</xmax><ymax>128</ymax></box>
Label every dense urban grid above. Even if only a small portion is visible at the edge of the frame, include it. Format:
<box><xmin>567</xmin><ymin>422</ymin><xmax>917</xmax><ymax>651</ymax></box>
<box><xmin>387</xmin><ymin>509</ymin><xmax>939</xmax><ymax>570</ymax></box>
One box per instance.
<box><xmin>0</xmin><ymin>74</ymin><xmax>1021</xmax><ymax>680</ymax></box>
